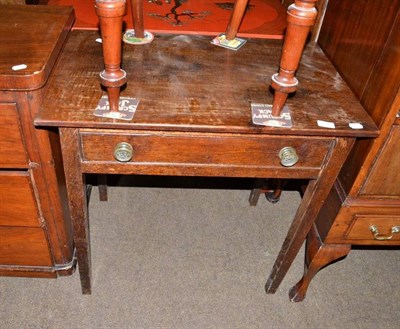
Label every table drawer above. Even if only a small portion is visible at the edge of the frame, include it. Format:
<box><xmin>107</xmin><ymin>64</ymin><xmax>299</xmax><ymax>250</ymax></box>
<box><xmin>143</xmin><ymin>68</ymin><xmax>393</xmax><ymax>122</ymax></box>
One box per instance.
<box><xmin>80</xmin><ymin>131</ymin><xmax>333</xmax><ymax>177</ymax></box>
<box><xmin>0</xmin><ymin>226</ymin><xmax>53</xmax><ymax>266</ymax></box>
<box><xmin>0</xmin><ymin>103</ymin><xmax>28</xmax><ymax>168</ymax></box>
<box><xmin>0</xmin><ymin>171</ymin><xmax>41</xmax><ymax>227</ymax></box>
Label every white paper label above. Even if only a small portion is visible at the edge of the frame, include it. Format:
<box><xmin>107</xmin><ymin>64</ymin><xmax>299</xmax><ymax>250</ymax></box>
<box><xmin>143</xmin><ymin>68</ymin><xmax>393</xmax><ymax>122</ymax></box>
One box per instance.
<box><xmin>349</xmin><ymin>122</ymin><xmax>364</xmax><ymax>129</ymax></box>
<box><xmin>317</xmin><ymin>120</ymin><xmax>335</xmax><ymax>129</ymax></box>
<box><xmin>12</xmin><ymin>64</ymin><xmax>27</xmax><ymax>71</ymax></box>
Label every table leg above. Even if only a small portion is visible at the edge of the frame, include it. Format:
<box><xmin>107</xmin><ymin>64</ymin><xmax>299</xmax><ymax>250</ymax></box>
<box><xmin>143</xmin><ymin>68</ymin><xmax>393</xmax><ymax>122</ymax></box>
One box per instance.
<box><xmin>288</xmin><ymin>224</ymin><xmax>351</xmax><ymax>302</ymax></box>
<box><xmin>265</xmin><ymin>137</ymin><xmax>355</xmax><ymax>294</ymax></box>
<box><xmin>59</xmin><ymin>128</ymin><xmax>92</xmax><ymax>294</ymax></box>
<box><xmin>225</xmin><ymin>0</ymin><xmax>249</xmax><ymax>40</ymax></box>
<box><xmin>130</xmin><ymin>0</ymin><xmax>145</xmax><ymax>38</ymax></box>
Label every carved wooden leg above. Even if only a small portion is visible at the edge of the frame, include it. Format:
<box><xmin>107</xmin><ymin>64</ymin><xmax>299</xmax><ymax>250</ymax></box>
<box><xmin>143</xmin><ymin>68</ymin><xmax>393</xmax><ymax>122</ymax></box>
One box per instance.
<box><xmin>265</xmin><ymin>137</ymin><xmax>355</xmax><ymax>294</ymax></box>
<box><xmin>225</xmin><ymin>0</ymin><xmax>249</xmax><ymax>40</ymax></box>
<box><xmin>95</xmin><ymin>0</ymin><xmax>127</xmax><ymax>112</ymax></box>
<box><xmin>271</xmin><ymin>0</ymin><xmax>318</xmax><ymax>116</ymax></box>
<box><xmin>288</xmin><ymin>224</ymin><xmax>351</xmax><ymax>302</ymax></box>
<box><xmin>59</xmin><ymin>128</ymin><xmax>91</xmax><ymax>294</ymax></box>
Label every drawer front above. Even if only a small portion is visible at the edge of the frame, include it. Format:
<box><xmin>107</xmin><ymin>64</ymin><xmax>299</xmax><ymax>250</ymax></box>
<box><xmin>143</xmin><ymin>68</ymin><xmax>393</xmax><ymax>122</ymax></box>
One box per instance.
<box><xmin>80</xmin><ymin>131</ymin><xmax>333</xmax><ymax>178</ymax></box>
<box><xmin>346</xmin><ymin>215</ymin><xmax>400</xmax><ymax>242</ymax></box>
<box><xmin>0</xmin><ymin>103</ymin><xmax>28</xmax><ymax>168</ymax></box>
<box><xmin>0</xmin><ymin>171</ymin><xmax>41</xmax><ymax>227</ymax></box>
<box><xmin>326</xmin><ymin>205</ymin><xmax>400</xmax><ymax>245</ymax></box>
<box><xmin>0</xmin><ymin>227</ymin><xmax>53</xmax><ymax>266</ymax></box>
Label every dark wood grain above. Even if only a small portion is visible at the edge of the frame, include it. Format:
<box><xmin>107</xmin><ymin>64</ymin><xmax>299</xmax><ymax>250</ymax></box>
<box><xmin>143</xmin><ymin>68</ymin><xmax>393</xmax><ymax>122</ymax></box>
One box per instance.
<box><xmin>35</xmin><ymin>31</ymin><xmax>377</xmax><ymax>138</ymax></box>
<box><xmin>0</xmin><ymin>5</ymin><xmax>75</xmax><ymax>90</ymax></box>
<box><xmin>0</xmin><ymin>172</ymin><xmax>40</xmax><ymax>227</ymax></box>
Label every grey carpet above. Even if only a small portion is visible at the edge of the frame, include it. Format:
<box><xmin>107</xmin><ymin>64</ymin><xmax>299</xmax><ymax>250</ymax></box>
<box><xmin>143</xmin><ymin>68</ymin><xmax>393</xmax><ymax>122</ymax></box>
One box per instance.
<box><xmin>1</xmin><ymin>185</ymin><xmax>399</xmax><ymax>328</ymax></box>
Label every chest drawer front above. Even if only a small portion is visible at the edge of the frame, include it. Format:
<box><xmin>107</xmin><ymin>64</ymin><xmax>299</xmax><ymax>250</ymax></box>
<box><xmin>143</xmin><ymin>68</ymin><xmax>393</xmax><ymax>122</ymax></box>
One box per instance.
<box><xmin>0</xmin><ymin>227</ymin><xmax>53</xmax><ymax>266</ymax></box>
<box><xmin>0</xmin><ymin>103</ymin><xmax>28</xmax><ymax>168</ymax></box>
<box><xmin>80</xmin><ymin>131</ymin><xmax>333</xmax><ymax>177</ymax></box>
<box><xmin>326</xmin><ymin>204</ymin><xmax>400</xmax><ymax>245</ymax></box>
<box><xmin>346</xmin><ymin>215</ymin><xmax>400</xmax><ymax>243</ymax></box>
<box><xmin>0</xmin><ymin>171</ymin><xmax>41</xmax><ymax>227</ymax></box>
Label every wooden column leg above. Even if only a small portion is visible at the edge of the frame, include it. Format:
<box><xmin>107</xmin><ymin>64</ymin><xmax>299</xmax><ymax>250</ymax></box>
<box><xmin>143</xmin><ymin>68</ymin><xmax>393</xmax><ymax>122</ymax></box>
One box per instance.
<box><xmin>59</xmin><ymin>128</ymin><xmax>91</xmax><ymax>294</ymax></box>
<box><xmin>288</xmin><ymin>224</ymin><xmax>351</xmax><ymax>302</ymax></box>
<box><xmin>271</xmin><ymin>0</ymin><xmax>318</xmax><ymax>116</ymax></box>
<box><xmin>95</xmin><ymin>0</ymin><xmax>127</xmax><ymax>112</ymax></box>
<box><xmin>225</xmin><ymin>0</ymin><xmax>249</xmax><ymax>40</ymax></box>
<box><xmin>265</xmin><ymin>137</ymin><xmax>355</xmax><ymax>294</ymax></box>
<box><xmin>130</xmin><ymin>0</ymin><xmax>144</xmax><ymax>38</ymax></box>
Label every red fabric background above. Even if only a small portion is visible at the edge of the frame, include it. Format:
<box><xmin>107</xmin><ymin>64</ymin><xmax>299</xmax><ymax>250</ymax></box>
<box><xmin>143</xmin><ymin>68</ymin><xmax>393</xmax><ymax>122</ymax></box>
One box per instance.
<box><xmin>47</xmin><ymin>0</ymin><xmax>286</xmax><ymax>38</ymax></box>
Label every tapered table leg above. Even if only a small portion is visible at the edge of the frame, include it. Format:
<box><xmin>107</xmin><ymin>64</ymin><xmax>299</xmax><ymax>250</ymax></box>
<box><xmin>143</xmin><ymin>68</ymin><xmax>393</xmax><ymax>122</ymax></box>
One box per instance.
<box><xmin>130</xmin><ymin>0</ymin><xmax>144</xmax><ymax>38</ymax></box>
<box><xmin>95</xmin><ymin>0</ymin><xmax>127</xmax><ymax>113</ymax></box>
<box><xmin>123</xmin><ymin>0</ymin><xmax>154</xmax><ymax>44</ymax></box>
<box><xmin>271</xmin><ymin>0</ymin><xmax>318</xmax><ymax>116</ymax></box>
<box><xmin>225</xmin><ymin>0</ymin><xmax>249</xmax><ymax>40</ymax></box>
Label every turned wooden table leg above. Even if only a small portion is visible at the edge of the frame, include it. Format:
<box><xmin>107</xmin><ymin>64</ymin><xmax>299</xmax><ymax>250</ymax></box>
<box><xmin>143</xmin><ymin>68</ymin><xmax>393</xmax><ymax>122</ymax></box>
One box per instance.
<box><xmin>271</xmin><ymin>0</ymin><xmax>318</xmax><ymax>116</ymax></box>
<box><xmin>289</xmin><ymin>224</ymin><xmax>351</xmax><ymax>302</ymax></box>
<box><xmin>95</xmin><ymin>0</ymin><xmax>127</xmax><ymax>112</ymax></box>
<box><xmin>225</xmin><ymin>0</ymin><xmax>249</xmax><ymax>40</ymax></box>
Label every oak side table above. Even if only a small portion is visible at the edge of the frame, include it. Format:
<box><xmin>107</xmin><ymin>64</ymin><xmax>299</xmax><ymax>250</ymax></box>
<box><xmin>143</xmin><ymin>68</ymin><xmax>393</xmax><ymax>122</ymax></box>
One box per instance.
<box><xmin>35</xmin><ymin>30</ymin><xmax>378</xmax><ymax>296</ymax></box>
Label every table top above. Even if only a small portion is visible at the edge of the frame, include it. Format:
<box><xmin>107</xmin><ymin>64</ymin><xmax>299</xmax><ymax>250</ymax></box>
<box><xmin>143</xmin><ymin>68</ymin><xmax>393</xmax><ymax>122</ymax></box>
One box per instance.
<box><xmin>0</xmin><ymin>5</ymin><xmax>74</xmax><ymax>91</ymax></box>
<box><xmin>35</xmin><ymin>30</ymin><xmax>378</xmax><ymax>138</ymax></box>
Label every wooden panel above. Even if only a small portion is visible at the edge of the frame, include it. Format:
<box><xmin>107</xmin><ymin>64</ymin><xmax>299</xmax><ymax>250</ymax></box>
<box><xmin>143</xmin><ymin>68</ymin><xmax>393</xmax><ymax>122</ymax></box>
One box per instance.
<box><xmin>0</xmin><ymin>5</ymin><xmax>74</xmax><ymax>90</ymax></box>
<box><xmin>0</xmin><ymin>171</ymin><xmax>40</xmax><ymax>227</ymax></box>
<box><xmin>360</xmin><ymin>125</ymin><xmax>400</xmax><ymax>196</ymax></box>
<box><xmin>80</xmin><ymin>130</ymin><xmax>333</xmax><ymax>178</ymax></box>
<box><xmin>0</xmin><ymin>103</ymin><xmax>28</xmax><ymax>168</ymax></box>
<box><xmin>318</xmin><ymin>0</ymin><xmax>400</xmax><ymax>101</ymax></box>
<box><xmin>0</xmin><ymin>227</ymin><xmax>53</xmax><ymax>266</ymax></box>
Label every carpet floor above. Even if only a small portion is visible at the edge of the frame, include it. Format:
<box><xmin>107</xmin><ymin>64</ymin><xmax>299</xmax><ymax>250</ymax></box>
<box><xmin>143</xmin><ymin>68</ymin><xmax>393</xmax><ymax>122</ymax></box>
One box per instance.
<box><xmin>1</xmin><ymin>180</ymin><xmax>399</xmax><ymax>328</ymax></box>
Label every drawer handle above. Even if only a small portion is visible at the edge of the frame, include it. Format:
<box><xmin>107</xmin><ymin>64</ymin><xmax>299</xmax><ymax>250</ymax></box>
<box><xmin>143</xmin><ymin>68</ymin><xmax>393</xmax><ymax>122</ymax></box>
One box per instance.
<box><xmin>369</xmin><ymin>225</ymin><xmax>400</xmax><ymax>241</ymax></box>
<box><xmin>114</xmin><ymin>142</ymin><xmax>133</xmax><ymax>162</ymax></box>
<box><xmin>279</xmin><ymin>147</ymin><xmax>299</xmax><ymax>167</ymax></box>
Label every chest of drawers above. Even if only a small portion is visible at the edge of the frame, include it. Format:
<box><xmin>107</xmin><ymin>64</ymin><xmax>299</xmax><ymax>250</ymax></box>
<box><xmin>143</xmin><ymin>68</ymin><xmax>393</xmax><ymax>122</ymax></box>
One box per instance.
<box><xmin>289</xmin><ymin>0</ymin><xmax>400</xmax><ymax>302</ymax></box>
<box><xmin>0</xmin><ymin>5</ymin><xmax>75</xmax><ymax>278</ymax></box>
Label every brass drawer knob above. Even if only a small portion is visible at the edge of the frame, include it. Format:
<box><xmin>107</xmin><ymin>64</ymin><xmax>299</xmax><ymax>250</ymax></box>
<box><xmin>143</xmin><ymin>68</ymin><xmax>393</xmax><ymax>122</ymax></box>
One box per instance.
<box><xmin>114</xmin><ymin>142</ymin><xmax>133</xmax><ymax>162</ymax></box>
<box><xmin>369</xmin><ymin>225</ymin><xmax>400</xmax><ymax>241</ymax></box>
<box><xmin>279</xmin><ymin>147</ymin><xmax>299</xmax><ymax>167</ymax></box>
